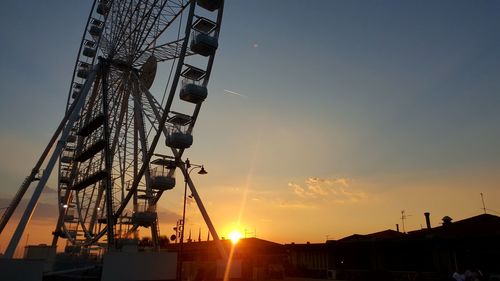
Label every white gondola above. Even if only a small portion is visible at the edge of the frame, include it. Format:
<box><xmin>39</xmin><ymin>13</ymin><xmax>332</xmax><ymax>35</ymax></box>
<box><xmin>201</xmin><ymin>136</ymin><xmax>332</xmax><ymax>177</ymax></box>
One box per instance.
<box><xmin>61</xmin><ymin>153</ymin><xmax>73</xmax><ymax>164</ymax></box>
<box><xmin>72</xmin><ymin>83</ymin><xmax>83</xmax><ymax>99</ymax></box>
<box><xmin>64</xmin><ymin>214</ymin><xmax>75</xmax><ymax>222</ymax></box>
<box><xmin>150</xmin><ymin>158</ymin><xmax>176</xmax><ymax>190</ymax></box>
<box><xmin>83</xmin><ymin>47</ymin><xmax>97</xmax><ymax>58</ymax></box>
<box><xmin>89</xmin><ymin>25</ymin><xmax>102</xmax><ymax>37</ymax></box>
<box><xmin>96</xmin><ymin>2</ymin><xmax>109</xmax><ymax>15</ymax></box>
<box><xmin>77</xmin><ymin>62</ymin><xmax>91</xmax><ymax>79</ymax></box>
<box><xmin>197</xmin><ymin>0</ymin><xmax>222</xmax><ymax>11</ymax></box>
<box><xmin>190</xmin><ymin>32</ymin><xmax>218</xmax><ymax>57</ymax></box>
<box><xmin>66</xmin><ymin>135</ymin><xmax>77</xmax><ymax>143</ymax></box>
<box><xmin>180</xmin><ymin>82</ymin><xmax>208</xmax><ymax>103</ymax></box>
<box><xmin>60</xmin><ymin>171</ymin><xmax>71</xmax><ymax>184</ymax></box>
<box><xmin>166</xmin><ymin>131</ymin><xmax>193</xmax><ymax>149</ymax></box>
<box><xmin>132</xmin><ymin>211</ymin><xmax>157</xmax><ymax>227</ymax></box>
<box><xmin>89</xmin><ymin>19</ymin><xmax>103</xmax><ymax>37</ymax></box>
<box><xmin>151</xmin><ymin>175</ymin><xmax>176</xmax><ymax>191</ymax></box>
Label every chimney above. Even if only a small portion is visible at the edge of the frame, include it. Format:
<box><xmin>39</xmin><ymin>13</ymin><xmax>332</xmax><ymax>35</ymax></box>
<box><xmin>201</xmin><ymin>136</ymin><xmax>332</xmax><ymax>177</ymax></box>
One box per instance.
<box><xmin>396</xmin><ymin>224</ymin><xmax>400</xmax><ymax>233</ymax></box>
<box><xmin>424</xmin><ymin>212</ymin><xmax>431</xmax><ymax>229</ymax></box>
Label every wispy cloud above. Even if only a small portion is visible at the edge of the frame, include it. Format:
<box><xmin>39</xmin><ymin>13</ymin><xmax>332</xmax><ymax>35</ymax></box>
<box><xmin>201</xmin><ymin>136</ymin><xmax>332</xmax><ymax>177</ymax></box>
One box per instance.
<box><xmin>288</xmin><ymin>177</ymin><xmax>366</xmax><ymax>204</ymax></box>
<box><xmin>223</xmin><ymin>89</ymin><xmax>247</xmax><ymax>98</ymax></box>
<box><xmin>277</xmin><ymin>200</ymin><xmax>317</xmax><ymax>209</ymax></box>
<box><xmin>156</xmin><ymin>207</ymin><xmax>180</xmax><ymax>224</ymax></box>
<box><xmin>0</xmin><ymin>197</ymin><xmax>58</xmax><ymax>221</ymax></box>
<box><xmin>43</xmin><ymin>185</ymin><xmax>58</xmax><ymax>194</ymax></box>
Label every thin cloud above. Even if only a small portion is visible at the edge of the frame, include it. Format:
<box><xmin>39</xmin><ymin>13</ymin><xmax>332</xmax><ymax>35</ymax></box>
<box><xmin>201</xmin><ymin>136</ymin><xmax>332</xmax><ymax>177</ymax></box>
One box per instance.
<box><xmin>0</xmin><ymin>197</ymin><xmax>58</xmax><ymax>221</ymax></box>
<box><xmin>223</xmin><ymin>89</ymin><xmax>247</xmax><ymax>98</ymax></box>
<box><xmin>42</xmin><ymin>185</ymin><xmax>58</xmax><ymax>194</ymax></box>
<box><xmin>277</xmin><ymin>200</ymin><xmax>316</xmax><ymax>209</ymax></box>
<box><xmin>288</xmin><ymin>177</ymin><xmax>366</xmax><ymax>204</ymax></box>
<box><xmin>156</xmin><ymin>206</ymin><xmax>181</xmax><ymax>224</ymax></box>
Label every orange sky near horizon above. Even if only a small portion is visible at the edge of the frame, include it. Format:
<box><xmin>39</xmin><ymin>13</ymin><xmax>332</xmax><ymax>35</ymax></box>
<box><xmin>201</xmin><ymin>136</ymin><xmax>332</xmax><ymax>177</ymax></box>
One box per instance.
<box><xmin>1</xmin><ymin>1</ymin><xmax>500</xmax><ymax>256</ymax></box>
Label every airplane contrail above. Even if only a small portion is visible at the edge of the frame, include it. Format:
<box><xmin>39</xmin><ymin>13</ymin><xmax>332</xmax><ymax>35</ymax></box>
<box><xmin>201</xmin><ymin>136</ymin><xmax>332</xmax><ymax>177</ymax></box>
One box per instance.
<box><xmin>223</xmin><ymin>89</ymin><xmax>247</xmax><ymax>98</ymax></box>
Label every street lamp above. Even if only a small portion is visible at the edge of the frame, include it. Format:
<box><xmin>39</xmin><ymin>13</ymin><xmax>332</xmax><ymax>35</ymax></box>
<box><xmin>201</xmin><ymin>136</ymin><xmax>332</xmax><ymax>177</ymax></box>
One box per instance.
<box><xmin>177</xmin><ymin>158</ymin><xmax>207</xmax><ymax>281</ymax></box>
<box><xmin>180</xmin><ymin>159</ymin><xmax>207</xmax><ymax>244</ymax></box>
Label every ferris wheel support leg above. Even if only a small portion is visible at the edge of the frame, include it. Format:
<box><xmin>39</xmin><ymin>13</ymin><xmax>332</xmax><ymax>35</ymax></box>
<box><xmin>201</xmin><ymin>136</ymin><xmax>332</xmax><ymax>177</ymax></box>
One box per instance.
<box><xmin>0</xmin><ymin>174</ymin><xmax>38</xmax><ymax>236</ymax></box>
<box><xmin>179</xmin><ymin>164</ymin><xmax>228</xmax><ymax>260</ymax></box>
<box><xmin>2</xmin><ymin>68</ymin><xmax>97</xmax><ymax>259</ymax></box>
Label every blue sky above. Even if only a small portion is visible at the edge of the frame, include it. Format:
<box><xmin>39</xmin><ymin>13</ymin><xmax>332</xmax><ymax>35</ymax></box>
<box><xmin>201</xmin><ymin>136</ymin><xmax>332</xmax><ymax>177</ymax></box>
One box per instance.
<box><xmin>0</xmin><ymin>1</ymin><xmax>499</xmax><ymax>247</ymax></box>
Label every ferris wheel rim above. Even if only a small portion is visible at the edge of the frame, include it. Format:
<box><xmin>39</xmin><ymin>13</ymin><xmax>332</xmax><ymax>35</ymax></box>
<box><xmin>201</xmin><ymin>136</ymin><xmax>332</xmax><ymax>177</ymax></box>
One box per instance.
<box><xmin>57</xmin><ymin>0</ymin><xmax>225</xmax><ymax>247</ymax></box>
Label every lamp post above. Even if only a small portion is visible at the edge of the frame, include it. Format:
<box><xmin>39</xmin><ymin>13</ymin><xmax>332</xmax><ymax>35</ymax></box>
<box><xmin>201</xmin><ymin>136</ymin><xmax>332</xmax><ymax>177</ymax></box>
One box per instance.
<box><xmin>177</xmin><ymin>158</ymin><xmax>207</xmax><ymax>281</ymax></box>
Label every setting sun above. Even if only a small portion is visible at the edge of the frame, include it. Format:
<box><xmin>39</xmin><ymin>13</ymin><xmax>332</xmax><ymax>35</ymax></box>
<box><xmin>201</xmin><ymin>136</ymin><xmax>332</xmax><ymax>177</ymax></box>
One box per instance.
<box><xmin>228</xmin><ymin>230</ymin><xmax>242</xmax><ymax>244</ymax></box>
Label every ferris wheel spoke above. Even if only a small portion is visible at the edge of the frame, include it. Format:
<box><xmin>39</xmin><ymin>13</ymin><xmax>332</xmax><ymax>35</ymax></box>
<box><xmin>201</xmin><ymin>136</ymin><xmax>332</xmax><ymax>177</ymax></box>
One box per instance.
<box><xmin>138</xmin><ymin>0</ymin><xmax>188</xmax><ymax>52</ymax></box>
<box><xmin>107</xmin><ymin>2</ymin><xmax>136</xmax><ymax>54</ymax></box>
<box><xmin>121</xmin><ymin>0</ymin><xmax>165</xmax><ymax>56</ymax></box>
<box><xmin>134</xmin><ymin>38</ymin><xmax>193</xmax><ymax>66</ymax></box>
<box><xmin>107</xmin><ymin>78</ymin><xmax>128</xmax><ymax>152</ymax></box>
<box><xmin>108</xmin><ymin>1</ymin><xmax>156</xmax><ymax>60</ymax></box>
<box><xmin>110</xmin><ymin>85</ymin><xmax>129</xmax><ymax>156</ymax></box>
<box><xmin>131</xmin><ymin>0</ymin><xmax>188</xmax><ymax>61</ymax></box>
<box><xmin>140</xmin><ymin>84</ymin><xmax>174</xmax><ymax>141</ymax></box>
<box><xmin>135</xmin><ymin>88</ymin><xmax>161</xmax><ymax>140</ymax></box>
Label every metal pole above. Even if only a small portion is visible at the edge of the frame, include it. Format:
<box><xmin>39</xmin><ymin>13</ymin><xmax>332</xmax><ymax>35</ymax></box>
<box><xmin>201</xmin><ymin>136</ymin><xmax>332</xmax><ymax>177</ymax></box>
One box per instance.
<box><xmin>177</xmin><ymin>173</ymin><xmax>189</xmax><ymax>281</ymax></box>
<box><xmin>179</xmin><ymin>164</ymin><xmax>227</xmax><ymax>260</ymax></box>
<box><xmin>3</xmin><ymin>68</ymin><xmax>97</xmax><ymax>258</ymax></box>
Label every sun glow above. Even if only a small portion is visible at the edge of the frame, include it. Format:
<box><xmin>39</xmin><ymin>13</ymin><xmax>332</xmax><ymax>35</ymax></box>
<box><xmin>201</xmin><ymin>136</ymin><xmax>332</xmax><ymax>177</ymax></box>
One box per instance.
<box><xmin>228</xmin><ymin>230</ymin><xmax>242</xmax><ymax>244</ymax></box>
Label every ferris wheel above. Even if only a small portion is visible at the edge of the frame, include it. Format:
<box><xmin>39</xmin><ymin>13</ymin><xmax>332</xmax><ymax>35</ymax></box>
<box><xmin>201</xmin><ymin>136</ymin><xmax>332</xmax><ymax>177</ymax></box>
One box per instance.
<box><xmin>0</xmin><ymin>0</ymin><xmax>225</xmax><ymax>257</ymax></box>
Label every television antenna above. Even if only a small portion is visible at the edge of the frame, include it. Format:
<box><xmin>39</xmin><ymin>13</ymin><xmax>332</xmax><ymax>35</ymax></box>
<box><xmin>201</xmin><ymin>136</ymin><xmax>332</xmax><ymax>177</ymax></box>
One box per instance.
<box><xmin>400</xmin><ymin>210</ymin><xmax>412</xmax><ymax>233</ymax></box>
<box><xmin>480</xmin><ymin>193</ymin><xmax>487</xmax><ymax>214</ymax></box>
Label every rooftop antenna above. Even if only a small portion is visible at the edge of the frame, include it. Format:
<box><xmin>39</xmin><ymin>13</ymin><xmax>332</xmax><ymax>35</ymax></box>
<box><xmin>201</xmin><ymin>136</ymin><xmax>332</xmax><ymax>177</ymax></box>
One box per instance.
<box><xmin>401</xmin><ymin>210</ymin><xmax>411</xmax><ymax>233</ymax></box>
<box><xmin>480</xmin><ymin>193</ymin><xmax>487</xmax><ymax>214</ymax></box>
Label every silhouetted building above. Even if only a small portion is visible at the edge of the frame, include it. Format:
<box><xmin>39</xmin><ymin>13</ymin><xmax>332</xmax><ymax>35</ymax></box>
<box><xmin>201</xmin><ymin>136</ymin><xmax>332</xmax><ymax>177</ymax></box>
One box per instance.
<box><xmin>285</xmin><ymin>214</ymin><xmax>500</xmax><ymax>281</ymax></box>
<box><xmin>284</xmin><ymin>242</ymin><xmax>331</xmax><ymax>279</ymax></box>
<box><xmin>167</xmin><ymin>214</ymin><xmax>500</xmax><ymax>281</ymax></box>
<box><xmin>169</xmin><ymin>237</ymin><xmax>286</xmax><ymax>281</ymax></box>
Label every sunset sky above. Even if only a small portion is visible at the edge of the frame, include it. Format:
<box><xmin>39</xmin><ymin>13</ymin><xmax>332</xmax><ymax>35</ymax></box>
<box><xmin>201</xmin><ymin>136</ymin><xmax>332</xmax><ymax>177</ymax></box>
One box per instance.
<box><xmin>1</xmin><ymin>1</ymin><xmax>500</xmax><ymax>255</ymax></box>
